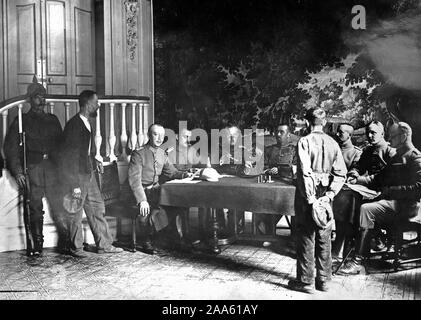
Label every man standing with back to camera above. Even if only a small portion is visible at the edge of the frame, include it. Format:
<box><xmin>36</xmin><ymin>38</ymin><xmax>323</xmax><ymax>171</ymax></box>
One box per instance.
<box><xmin>59</xmin><ymin>90</ymin><xmax>123</xmax><ymax>257</ymax></box>
<box><xmin>288</xmin><ymin>108</ymin><xmax>347</xmax><ymax>293</ymax></box>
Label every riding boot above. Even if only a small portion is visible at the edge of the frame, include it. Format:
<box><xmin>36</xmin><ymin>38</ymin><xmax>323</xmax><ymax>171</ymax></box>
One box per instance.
<box><xmin>31</xmin><ymin>218</ymin><xmax>44</xmax><ymax>256</ymax></box>
<box><xmin>139</xmin><ymin>220</ymin><xmax>156</xmax><ymax>254</ymax></box>
<box><xmin>339</xmin><ymin>228</ymin><xmax>371</xmax><ymax>275</ymax></box>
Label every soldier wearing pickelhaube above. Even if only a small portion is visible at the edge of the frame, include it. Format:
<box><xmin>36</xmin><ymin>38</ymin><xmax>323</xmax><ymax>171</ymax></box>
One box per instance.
<box><xmin>4</xmin><ymin>81</ymin><xmax>67</xmax><ymax>257</ymax></box>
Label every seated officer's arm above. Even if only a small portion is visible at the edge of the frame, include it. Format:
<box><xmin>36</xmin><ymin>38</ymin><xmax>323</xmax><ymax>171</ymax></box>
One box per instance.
<box><xmin>348</xmin><ymin>147</ymin><xmax>371</xmax><ymax>178</ymax></box>
<box><xmin>385</xmin><ymin>154</ymin><xmax>421</xmax><ymax>200</ymax></box>
<box><xmin>162</xmin><ymin>156</ymin><xmax>191</xmax><ymax>180</ymax></box>
<box><xmin>128</xmin><ymin>150</ymin><xmax>148</xmax><ymax>206</ymax></box>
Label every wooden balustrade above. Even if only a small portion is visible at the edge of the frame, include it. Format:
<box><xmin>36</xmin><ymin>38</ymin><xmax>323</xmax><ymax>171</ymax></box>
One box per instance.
<box><xmin>0</xmin><ymin>95</ymin><xmax>150</xmax><ymax>164</ymax></box>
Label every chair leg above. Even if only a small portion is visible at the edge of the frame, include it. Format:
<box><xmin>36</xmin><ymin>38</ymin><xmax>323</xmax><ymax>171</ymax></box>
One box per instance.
<box><xmin>333</xmin><ymin>247</ymin><xmax>354</xmax><ymax>276</ymax></box>
<box><xmin>252</xmin><ymin>213</ymin><xmax>257</xmax><ymax>235</ymax></box>
<box><xmin>418</xmin><ymin>225</ymin><xmax>421</xmax><ymax>245</ymax></box>
<box><xmin>393</xmin><ymin>227</ymin><xmax>403</xmax><ymax>271</ymax></box>
<box><xmin>116</xmin><ymin>217</ymin><xmax>122</xmax><ymax>242</ymax></box>
<box><xmin>272</xmin><ymin>215</ymin><xmax>277</xmax><ymax>237</ymax></box>
<box><xmin>184</xmin><ymin>209</ymin><xmax>190</xmax><ymax>238</ymax></box>
<box><xmin>131</xmin><ymin>217</ymin><xmax>137</xmax><ymax>253</ymax></box>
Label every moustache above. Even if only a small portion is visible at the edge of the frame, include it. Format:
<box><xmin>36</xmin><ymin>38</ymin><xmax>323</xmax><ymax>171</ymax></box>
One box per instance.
<box><xmin>89</xmin><ymin>111</ymin><xmax>98</xmax><ymax>118</ymax></box>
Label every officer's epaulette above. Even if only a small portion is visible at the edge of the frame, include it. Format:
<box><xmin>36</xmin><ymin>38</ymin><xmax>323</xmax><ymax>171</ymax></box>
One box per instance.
<box><xmin>134</xmin><ymin>146</ymin><xmax>145</xmax><ymax>151</ymax></box>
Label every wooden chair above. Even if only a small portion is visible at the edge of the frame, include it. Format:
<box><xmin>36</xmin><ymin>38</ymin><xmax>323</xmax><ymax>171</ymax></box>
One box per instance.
<box><xmin>392</xmin><ymin>215</ymin><xmax>421</xmax><ymax>271</ymax></box>
<box><xmin>97</xmin><ymin>161</ymin><xmax>139</xmax><ymax>252</ymax></box>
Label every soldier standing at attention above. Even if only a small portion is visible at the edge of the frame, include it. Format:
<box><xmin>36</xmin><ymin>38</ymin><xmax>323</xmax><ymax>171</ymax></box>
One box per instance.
<box><xmin>4</xmin><ymin>82</ymin><xmax>67</xmax><ymax>257</ymax></box>
<box><xmin>288</xmin><ymin>108</ymin><xmax>347</xmax><ymax>293</ymax></box>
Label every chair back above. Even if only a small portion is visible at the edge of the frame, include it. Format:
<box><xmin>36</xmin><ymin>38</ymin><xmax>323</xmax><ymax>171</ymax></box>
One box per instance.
<box><xmin>97</xmin><ymin>161</ymin><xmax>121</xmax><ymax>206</ymax></box>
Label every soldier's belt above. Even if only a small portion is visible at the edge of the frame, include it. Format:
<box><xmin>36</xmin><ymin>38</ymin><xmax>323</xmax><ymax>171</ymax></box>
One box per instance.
<box><xmin>143</xmin><ymin>183</ymin><xmax>159</xmax><ymax>190</ymax></box>
<box><xmin>312</xmin><ymin>172</ymin><xmax>330</xmax><ymax>187</ymax></box>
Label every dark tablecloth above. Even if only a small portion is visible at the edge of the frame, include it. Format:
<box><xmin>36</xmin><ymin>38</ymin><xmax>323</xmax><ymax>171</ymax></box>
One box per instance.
<box><xmin>160</xmin><ymin>177</ymin><xmax>296</xmax><ymax>215</ymax></box>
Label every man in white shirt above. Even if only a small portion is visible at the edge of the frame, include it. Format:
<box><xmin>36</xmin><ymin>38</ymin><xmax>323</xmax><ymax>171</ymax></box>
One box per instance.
<box><xmin>59</xmin><ymin>90</ymin><xmax>123</xmax><ymax>257</ymax></box>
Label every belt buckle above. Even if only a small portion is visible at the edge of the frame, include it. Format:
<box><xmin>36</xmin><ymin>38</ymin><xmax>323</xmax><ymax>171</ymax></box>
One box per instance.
<box><xmin>43</xmin><ymin>154</ymin><xmax>49</xmax><ymax>160</ymax></box>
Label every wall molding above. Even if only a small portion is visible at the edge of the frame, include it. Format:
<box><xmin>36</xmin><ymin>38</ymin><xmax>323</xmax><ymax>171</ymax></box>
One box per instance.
<box><xmin>124</xmin><ymin>0</ymin><xmax>139</xmax><ymax>61</ymax></box>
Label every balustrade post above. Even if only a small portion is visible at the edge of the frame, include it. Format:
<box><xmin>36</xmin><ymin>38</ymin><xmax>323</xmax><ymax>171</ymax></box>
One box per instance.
<box><xmin>65</xmin><ymin>103</ymin><xmax>71</xmax><ymax>123</ymax></box>
<box><xmin>49</xmin><ymin>102</ymin><xmax>55</xmax><ymax>115</ymax></box>
<box><xmin>130</xmin><ymin>103</ymin><xmax>138</xmax><ymax>151</ymax></box>
<box><xmin>108</xmin><ymin>103</ymin><xmax>117</xmax><ymax>162</ymax></box>
<box><xmin>120</xmin><ymin>103</ymin><xmax>128</xmax><ymax>161</ymax></box>
<box><xmin>137</xmin><ymin>103</ymin><xmax>144</xmax><ymax>148</ymax></box>
<box><xmin>143</xmin><ymin>103</ymin><xmax>149</xmax><ymax>145</ymax></box>
<box><xmin>95</xmin><ymin>103</ymin><xmax>103</xmax><ymax>163</ymax></box>
<box><xmin>1</xmin><ymin>110</ymin><xmax>8</xmax><ymax>160</ymax></box>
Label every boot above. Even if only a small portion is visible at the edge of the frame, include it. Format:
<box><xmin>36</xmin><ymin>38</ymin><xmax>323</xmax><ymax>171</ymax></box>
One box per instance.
<box><xmin>371</xmin><ymin>226</ymin><xmax>386</xmax><ymax>251</ymax></box>
<box><xmin>339</xmin><ymin>228</ymin><xmax>371</xmax><ymax>275</ymax></box>
<box><xmin>31</xmin><ymin>218</ymin><xmax>44</xmax><ymax>256</ymax></box>
<box><xmin>26</xmin><ymin>237</ymin><xmax>35</xmax><ymax>257</ymax></box>
<box><xmin>139</xmin><ymin>224</ymin><xmax>156</xmax><ymax>255</ymax></box>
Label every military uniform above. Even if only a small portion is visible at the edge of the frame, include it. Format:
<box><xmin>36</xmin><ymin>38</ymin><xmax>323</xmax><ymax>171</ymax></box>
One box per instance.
<box><xmin>255</xmin><ymin>135</ymin><xmax>299</xmax><ymax>236</ymax></box>
<box><xmin>340</xmin><ymin>139</ymin><xmax>362</xmax><ymax>170</ymax></box>
<box><xmin>167</xmin><ymin>144</ymin><xmax>206</xmax><ymax>173</ymax></box>
<box><xmin>349</xmin><ymin>140</ymin><xmax>396</xmax><ymax>178</ymax></box>
<box><xmin>294</xmin><ymin>130</ymin><xmax>347</xmax><ymax>285</ymax></box>
<box><xmin>359</xmin><ymin>148</ymin><xmax>421</xmax><ymax>229</ymax></box>
<box><xmin>4</xmin><ymin>110</ymin><xmax>66</xmax><ymax>254</ymax></box>
<box><xmin>128</xmin><ymin>144</ymin><xmax>188</xmax><ymax>233</ymax></box>
<box><xmin>331</xmin><ymin>139</ymin><xmax>362</xmax><ymax>259</ymax></box>
<box><xmin>333</xmin><ymin>139</ymin><xmax>362</xmax><ymax>223</ymax></box>
<box><xmin>165</xmin><ymin>143</ymin><xmax>207</xmax><ymax>241</ymax></box>
<box><xmin>264</xmin><ymin>134</ymin><xmax>299</xmax><ymax>179</ymax></box>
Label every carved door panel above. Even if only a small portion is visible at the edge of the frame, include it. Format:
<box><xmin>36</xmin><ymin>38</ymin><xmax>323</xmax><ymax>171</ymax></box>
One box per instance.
<box><xmin>6</xmin><ymin>0</ymin><xmax>43</xmax><ymax>97</ymax></box>
<box><xmin>7</xmin><ymin>0</ymin><xmax>95</xmax><ymax>97</ymax></box>
<box><xmin>70</xmin><ymin>0</ymin><xmax>96</xmax><ymax>94</ymax></box>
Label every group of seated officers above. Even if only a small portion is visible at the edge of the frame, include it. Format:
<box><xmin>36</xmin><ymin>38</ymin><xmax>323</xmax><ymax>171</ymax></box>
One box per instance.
<box><xmin>143</xmin><ymin>116</ymin><xmax>421</xmax><ymax>283</ymax></box>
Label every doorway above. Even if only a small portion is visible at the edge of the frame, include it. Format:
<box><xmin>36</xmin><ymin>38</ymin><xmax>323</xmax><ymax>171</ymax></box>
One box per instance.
<box><xmin>6</xmin><ymin>0</ymin><xmax>96</xmax><ymax>97</ymax></box>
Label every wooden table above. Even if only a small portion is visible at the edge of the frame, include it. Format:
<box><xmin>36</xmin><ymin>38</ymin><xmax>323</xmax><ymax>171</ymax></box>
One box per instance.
<box><xmin>160</xmin><ymin>176</ymin><xmax>296</xmax><ymax>253</ymax></box>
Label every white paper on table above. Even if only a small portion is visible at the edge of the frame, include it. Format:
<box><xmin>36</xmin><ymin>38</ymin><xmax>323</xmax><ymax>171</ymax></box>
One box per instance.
<box><xmin>166</xmin><ymin>178</ymin><xmax>201</xmax><ymax>184</ymax></box>
<box><xmin>345</xmin><ymin>183</ymin><xmax>381</xmax><ymax>200</ymax></box>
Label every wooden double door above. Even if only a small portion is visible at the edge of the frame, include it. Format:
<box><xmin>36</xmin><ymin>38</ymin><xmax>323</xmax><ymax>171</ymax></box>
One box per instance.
<box><xmin>6</xmin><ymin>0</ymin><xmax>96</xmax><ymax>96</ymax></box>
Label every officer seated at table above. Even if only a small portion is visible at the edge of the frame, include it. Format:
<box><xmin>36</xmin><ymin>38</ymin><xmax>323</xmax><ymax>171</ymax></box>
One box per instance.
<box><xmin>331</xmin><ymin>123</ymin><xmax>362</xmax><ymax>267</ymax></box>
<box><xmin>255</xmin><ymin>124</ymin><xmax>299</xmax><ymax>244</ymax></box>
<box><xmin>214</xmin><ymin>124</ymin><xmax>258</xmax><ymax>237</ymax></box>
<box><xmin>164</xmin><ymin>126</ymin><xmax>209</xmax><ymax>248</ymax></box>
<box><xmin>128</xmin><ymin>124</ymin><xmax>193</xmax><ymax>254</ymax></box>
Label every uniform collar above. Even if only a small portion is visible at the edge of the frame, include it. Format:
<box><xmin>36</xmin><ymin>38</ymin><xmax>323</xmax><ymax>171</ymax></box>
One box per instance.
<box><xmin>146</xmin><ymin>143</ymin><xmax>160</xmax><ymax>153</ymax></box>
<box><xmin>340</xmin><ymin>139</ymin><xmax>354</xmax><ymax>150</ymax></box>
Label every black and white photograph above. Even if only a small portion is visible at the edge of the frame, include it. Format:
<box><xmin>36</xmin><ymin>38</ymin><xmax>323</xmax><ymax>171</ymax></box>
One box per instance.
<box><xmin>1</xmin><ymin>0</ymin><xmax>421</xmax><ymax>303</ymax></box>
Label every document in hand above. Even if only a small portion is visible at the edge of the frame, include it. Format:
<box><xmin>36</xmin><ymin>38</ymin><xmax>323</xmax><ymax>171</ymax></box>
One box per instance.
<box><xmin>345</xmin><ymin>183</ymin><xmax>381</xmax><ymax>200</ymax></box>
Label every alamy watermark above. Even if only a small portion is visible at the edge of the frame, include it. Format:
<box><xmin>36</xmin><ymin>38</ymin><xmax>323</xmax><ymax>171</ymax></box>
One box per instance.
<box><xmin>159</xmin><ymin>121</ymin><xmax>265</xmax><ymax>173</ymax></box>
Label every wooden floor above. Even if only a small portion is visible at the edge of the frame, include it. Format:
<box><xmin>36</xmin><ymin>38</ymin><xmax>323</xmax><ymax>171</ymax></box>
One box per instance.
<box><xmin>0</xmin><ymin>232</ymin><xmax>420</xmax><ymax>300</ymax></box>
